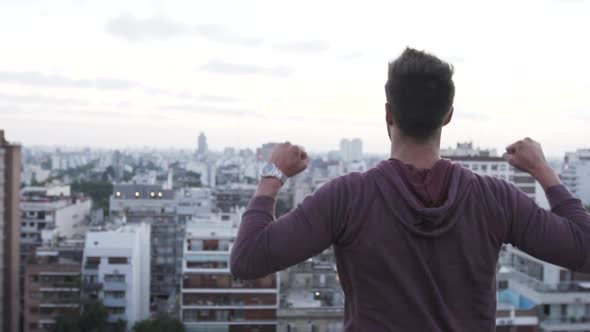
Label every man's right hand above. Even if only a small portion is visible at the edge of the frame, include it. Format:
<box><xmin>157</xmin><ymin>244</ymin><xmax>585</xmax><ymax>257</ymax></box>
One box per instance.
<box><xmin>502</xmin><ymin>137</ymin><xmax>561</xmax><ymax>190</ymax></box>
<box><xmin>270</xmin><ymin>142</ymin><xmax>309</xmax><ymax>177</ymax></box>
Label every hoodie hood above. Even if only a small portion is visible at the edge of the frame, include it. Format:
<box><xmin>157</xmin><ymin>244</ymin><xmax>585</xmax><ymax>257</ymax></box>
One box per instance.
<box><xmin>374</xmin><ymin>158</ymin><xmax>475</xmax><ymax>237</ymax></box>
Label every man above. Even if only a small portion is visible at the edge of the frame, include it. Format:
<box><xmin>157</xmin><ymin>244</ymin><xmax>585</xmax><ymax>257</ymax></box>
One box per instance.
<box><xmin>230</xmin><ymin>48</ymin><xmax>590</xmax><ymax>331</ymax></box>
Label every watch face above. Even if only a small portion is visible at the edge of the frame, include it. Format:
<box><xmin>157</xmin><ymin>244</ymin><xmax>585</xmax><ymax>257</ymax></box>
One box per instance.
<box><xmin>261</xmin><ymin>163</ymin><xmax>274</xmax><ymax>175</ymax></box>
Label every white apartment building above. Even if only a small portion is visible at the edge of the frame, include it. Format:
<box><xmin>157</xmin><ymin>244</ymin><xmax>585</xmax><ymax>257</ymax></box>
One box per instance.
<box><xmin>20</xmin><ymin>186</ymin><xmax>92</xmax><ymax>261</ymax></box>
<box><xmin>561</xmin><ymin>148</ymin><xmax>590</xmax><ymax>206</ymax></box>
<box><xmin>181</xmin><ymin>212</ymin><xmax>279</xmax><ymax>332</ymax></box>
<box><xmin>82</xmin><ymin>223</ymin><xmax>150</xmax><ymax>330</ymax></box>
<box><xmin>441</xmin><ymin>142</ymin><xmax>497</xmax><ymax>157</ymax></box>
<box><xmin>339</xmin><ymin>139</ymin><xmax>363</xmax><ymax>163</ymax></box>
<box><xmin>444</xmin><ymin>156</ymin><xmax>536</xmax><ymax>200</ymax></box>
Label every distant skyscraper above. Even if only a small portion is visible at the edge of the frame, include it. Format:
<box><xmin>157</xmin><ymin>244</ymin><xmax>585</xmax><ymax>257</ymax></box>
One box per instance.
<box><xmin>198</xmin><ymin>132</ymin><xmax>208</xmax><ymax>156</ymax></box>
<box><xmin>340</xmin><ymin>138</ymin><xmax>363</xmax><ymax>162</ymax></box>
<box><xmin>113</xmin><ymin>150</ymin><xmax>123</xmax><ymax>182</ymax></box>
<box><xmin>0</xmin><ymin>130</ymin><xmax>21</xmax><ymax>332</ymax></box>
<box><xmin>350</xmin><ymin>138</ymin><xmax>363</xmax><ymax>161</ymax></box>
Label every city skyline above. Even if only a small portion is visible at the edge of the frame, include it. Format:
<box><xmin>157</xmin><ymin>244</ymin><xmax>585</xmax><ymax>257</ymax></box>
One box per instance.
<box><xmin>1</xmin><ymin>0</ymin><xmax>589</xmax><ymax>157</ymax></box>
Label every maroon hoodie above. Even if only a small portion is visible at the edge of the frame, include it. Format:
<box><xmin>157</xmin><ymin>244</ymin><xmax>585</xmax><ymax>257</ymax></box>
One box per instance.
<box><xmin>230</xmin><ymin>158</ymin><xmax>590</xmax><ymax>331</ymax></box>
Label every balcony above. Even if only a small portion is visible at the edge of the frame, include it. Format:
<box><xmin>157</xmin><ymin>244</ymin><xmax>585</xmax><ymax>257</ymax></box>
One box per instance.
<box><xmin>82</xmin><ymin>281</ymin><xmax>103</xmax><ymax>291</ymax></box>
<box><xmin>183</xmin><ymin>293</ymin><xmax>277</xmax><ymax>307</ymax></box>
<box><xmin>183</xmin><ymin>275</ymin><xmax>277</xmax><ymax>290</ymax></box>
<box><xmin>505</xmin><ymin>269</ymin><xmax>590</xmax><ymax>304</ymax></box>
<box><xmin>107</xmin><ymin>313</ymin><xmax>127</xmax><ymax>323</ymax></box>
<box><xmin>104</xmin><ymin>297</ymin><xmax>127</xmax><ymax>307</ymax></box>
<box><xmin>41</xmin><ymin>281</ymin><xmax>81</xmax><ymax>289</ymax></box>
<box><xmin>84</xmin><ymin>263</ymin><xmax>99</xmax><ymax>271</ymax></box>
<box><xmin>540</xmin><ymin>316</ymin><xmax>590</xmax><ymax>331</ymax></box>
<box><xmin>182</xmin><ymin>308</ymin><xmax>277</xmax><ymax>323</ymax></box>
<box><xmin>103</xmin><ymin>281</ymin><xmax>127</xmax><ymax>291</ymax></box>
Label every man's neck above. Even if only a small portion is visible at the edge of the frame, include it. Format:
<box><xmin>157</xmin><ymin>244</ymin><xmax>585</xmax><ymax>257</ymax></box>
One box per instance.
<box><xmin>390</xmin><ymin>136</ymin><xmax>441</xmax><ymax>169</ymax></box>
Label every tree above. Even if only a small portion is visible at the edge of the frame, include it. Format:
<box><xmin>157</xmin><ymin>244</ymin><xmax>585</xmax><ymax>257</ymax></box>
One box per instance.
<box><xmin>132</xmin><ymin>315</ymin><xmax>185</xmax><ymax>332</ymax></box>
<box><xmin>71</xmin><ymin>181</ymin><xmax>113</xmax><ymax>213</ymax></box>
<box><xmin>50</xmin><ymin>303</ymin><xmax>124</xmax><ymax>332</ymax></box>
<box><xmin>585</xmin><ymin>204</ymin><xmax>590</xmax><ymax>212</ymax></box>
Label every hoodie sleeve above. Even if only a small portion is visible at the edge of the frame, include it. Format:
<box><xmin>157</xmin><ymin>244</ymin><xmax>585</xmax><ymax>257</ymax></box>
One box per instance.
<box><xmin>493</xmin><ymin>179</ymin><xmax>590</xmax><ymax>272</ymax></box>
<box><xmin>230</xmin><ymin>174</ymin><xmax>360</xmax><ymax>279</ymax></box>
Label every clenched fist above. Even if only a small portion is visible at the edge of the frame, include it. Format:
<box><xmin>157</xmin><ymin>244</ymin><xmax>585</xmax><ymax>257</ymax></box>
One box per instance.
<box><xmin>502</xmin><ymin>137</ymin><xmax>560</xmax><ymax>190</ymax></box>
<box><xmin>270</xmin><ymin>142</ymin><xmax>310</xmax><ymax>177</ymax></box>
<box><xmin>502</xmin><ymin>137</ymin><xmax>548</xmax><ymax>175</ymax></box>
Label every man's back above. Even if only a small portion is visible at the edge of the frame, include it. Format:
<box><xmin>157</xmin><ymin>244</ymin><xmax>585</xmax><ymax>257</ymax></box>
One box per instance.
<box><xmin>231</xmin><ymin>158</ymin><xmax>590</xmax><ymax>331</ymax></box>
<box><xmin>231</xmin><ymin>49</ymin><xmax>590</xmax><ymax>331</ymax></box>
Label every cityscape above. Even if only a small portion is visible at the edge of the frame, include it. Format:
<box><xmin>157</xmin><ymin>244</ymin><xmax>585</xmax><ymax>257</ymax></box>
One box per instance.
<box><xmin>1</xmin><ymin>129</ymin><xmax>590</xmax><ymax>332</ymax></box>
<box><xmin>1</xmin><ymin>1</ymin><xmax>590</xmax><ymax>331</ymax></box>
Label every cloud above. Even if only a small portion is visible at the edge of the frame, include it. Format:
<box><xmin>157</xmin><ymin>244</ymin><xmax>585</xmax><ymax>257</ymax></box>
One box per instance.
<box><xmin>105</xmin><ymin>13</ymin><xmax>329</xmax><ymax>53</ymax></box>
<box><xmin>337</xmin><ymin>52</ymin><xmax>363</xmax><ymax>61</ymax></box>
<box><xmin>0</xmin><ymin>105</ymin><xmax>21</xmax><ymax>113</ymax></box>
<box><xmin>454</xmin><ymin>111</ymin><xmax>490</xmax><ymax>121</ymax></box>
<box><xmin>0</xmin><ymin>92</ymin><xmax>88</xmax><ymax>106</ymax></box>
<box><xmin>274</xmin><ymin>40</ymin><xmax>329</xmax><ymax>53</ymax></box>
<box><xmin>0</xmin><ymin>71</ymin><xmax>140</xmax><ymax>90</ymax></box>
<box><xmin>200</xmin><ymin>61</ymin><xmax>293</xmax><ymax>77</ymax></box>
<box><xmin>105</xmin><ymin>13</ymin><xmax>262</xmax><ymax>46</ymax></box>
<box><xmin>197</xmin><ymin>94</ymin><xmax>241</xmax><ymax>103</ymax></box>
<box><xmin>0</xmin><ymin>71</ymin><xmax>243</xmax><ymax>103</ymax></box>
<box><xmin>173</xmin><ymin>91</ymin><xmax>241</xmax><ymax>103</ymax></box>
<box><xmin>159</xmin><ymin>104</ymin><xmax>256</xmax><ymax>117</ymax></box>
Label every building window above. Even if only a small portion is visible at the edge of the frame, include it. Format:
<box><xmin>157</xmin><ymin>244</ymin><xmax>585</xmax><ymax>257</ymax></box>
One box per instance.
<box><xmin>491</xmin><ymin>164</ymin><xmax>498</xmax><ymax>171</ymax></box>
<box><xmin>105</xmin><ymin>291</ymin><xmax>125</xmax><ymax>299</ymax></box>
<box><xmin>104</xmin><ymin>274</ymin><xmax>125</xmax><ymax>283</ymax></box>
<box><xmin>481</xmin><ymin>165</ymin><xmax>488</xmax><ymax>171</ymax></box>
<box><xmin>107</xmin><ymin>307</ymin><xmax>125</xmax><ymax>314</ymax></box>
<box><xmin>472</xmin><ymin>164</ymin><xmax>479</xmax><ymax>171</ymax></box>
<box><xmin>108</xmin><ymin>257</ymin><xmax>129</xmax><ymax>264</ymax></box>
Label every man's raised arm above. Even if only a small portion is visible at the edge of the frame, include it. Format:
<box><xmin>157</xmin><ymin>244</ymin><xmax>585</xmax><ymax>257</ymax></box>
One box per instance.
<box><xmin>230</xmin><ymin>142</ymin><xmax>349</xmax><ymax>279</ymax></box>
<box><xmin>500</xmin><ymin>138</ymin><xmax>590</xmax><ymax>271</ymax></box>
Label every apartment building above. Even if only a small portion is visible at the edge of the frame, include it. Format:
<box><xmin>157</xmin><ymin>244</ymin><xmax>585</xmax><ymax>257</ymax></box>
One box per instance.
<box><xmin>444</xmin><ymin>155</ymin><xmax>536</xmax><ymax>199</ymax></box>
<box><xmin>181</xmin><ymin>212</ymin><xmax>279</xmax><ymax>332</ymax></box>
<box><xmin>82</xmin><ymin>223</ymin><xmax>150</xmax><ymax>330</ymax></box>
<box><xmin>24</xmin><ymin>243</ymin><xmax>83</xmax><ymax>332</ymax></box>
<box><xmin>20</xmin><ymin>185</ymin><xmax>92</xmax><ymax>262</ymax></box>
<box><xmin>110</xmin><ymin>184</ymin><xmax>183</xmax><ymax>314</ymax></box>
<box><xmin>499</xmin><ymin>246</ymin><xmax>590</xmax><ymax>332</ymax></box>
<box><xmin>561</xmin><ymin>148</ymin><xmax>590</xmax><ymax>205</ymax></box>
<box><xmin>0</xmin><ymin>130</ymin><xmax>21</xmax><ymax>332</ymax></box>
<box><xmin>339</xmin><ymin>138</ymin><xmax>363</xmax><ymax>162</ymax></box>
<box><xmin>277</xmin><ymin>247</ymin><xmax>344</xmax><ymax>332</ymax></box>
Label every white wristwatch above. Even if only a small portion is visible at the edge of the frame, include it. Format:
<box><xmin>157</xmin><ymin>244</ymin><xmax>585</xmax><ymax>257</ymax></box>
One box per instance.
<box><xmin>260</xmin><ymin>162</ymin><xmax>288</xmax><ymax>184</ymax></box>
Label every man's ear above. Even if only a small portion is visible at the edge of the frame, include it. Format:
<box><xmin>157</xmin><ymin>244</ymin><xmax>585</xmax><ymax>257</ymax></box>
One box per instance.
<box><xmin>385</xmin><ymin>102</ymin><xmax>394</xmax><ymax>126</ymax></box>
<box><xmin>443</xmin><ymin>107</ymin><xmax>454</xmax><ymax>126</ymax></box>
<box><xmin>385</xmin><ymin>102</ymin><xmax>394</xmax><ymax>139</ymax></box>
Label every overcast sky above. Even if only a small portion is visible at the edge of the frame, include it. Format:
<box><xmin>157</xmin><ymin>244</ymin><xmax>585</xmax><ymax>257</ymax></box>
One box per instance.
<box><xmin>0</xmin><ymin>0</ymin><xmax>588</xmax><ymax>157</ymax></box>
